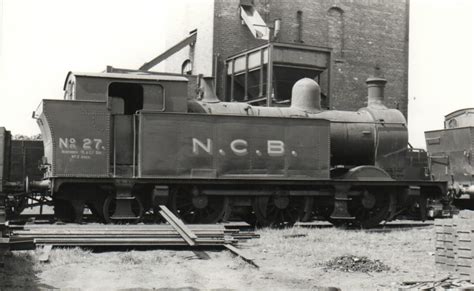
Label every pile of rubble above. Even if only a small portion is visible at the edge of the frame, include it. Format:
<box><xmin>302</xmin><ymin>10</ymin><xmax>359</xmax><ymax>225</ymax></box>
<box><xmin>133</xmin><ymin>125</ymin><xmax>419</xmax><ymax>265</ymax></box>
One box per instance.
<box><xmin>324</xmin><ymin>255</ymin><xmax>390</xmax><ymax>273</ymax></box>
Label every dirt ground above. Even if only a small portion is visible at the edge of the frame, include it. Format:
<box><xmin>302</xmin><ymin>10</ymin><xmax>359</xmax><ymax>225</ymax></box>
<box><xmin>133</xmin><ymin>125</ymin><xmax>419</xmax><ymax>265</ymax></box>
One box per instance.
<box><xmin>0</xmin><ymin>222</ymin><xmax>450</xmax><ymax>290</ymax></box>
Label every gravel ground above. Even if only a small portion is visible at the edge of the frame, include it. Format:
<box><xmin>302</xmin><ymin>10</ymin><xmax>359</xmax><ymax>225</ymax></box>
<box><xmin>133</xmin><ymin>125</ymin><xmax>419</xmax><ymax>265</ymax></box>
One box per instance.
<box><xmin>0</xmin><ymin>221</ymin><xmax>449</xmax><ymax>290</ymax></box>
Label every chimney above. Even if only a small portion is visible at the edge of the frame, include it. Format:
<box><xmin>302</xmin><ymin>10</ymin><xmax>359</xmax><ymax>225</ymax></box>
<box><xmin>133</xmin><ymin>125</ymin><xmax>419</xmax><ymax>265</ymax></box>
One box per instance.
<box><xmin>200</xmin><ymin>77</ymin><xmax>220</xmax><ymax>103</ymax></box>
<box><xmin>366</xmin><ymin>76</ymin><xmax>387</xmax><ymax>108</ymax></box>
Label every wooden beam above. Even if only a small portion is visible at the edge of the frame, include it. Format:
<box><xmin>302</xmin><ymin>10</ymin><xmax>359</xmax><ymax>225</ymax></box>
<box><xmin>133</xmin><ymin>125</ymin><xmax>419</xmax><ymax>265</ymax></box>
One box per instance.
<box><xmin>139</xmin><ymin>32</ymin><xmax>197</xmax><ymax>71</ymax></box>
<box><xmin>224</xmin><ymin>244</ymin><xmax>259</xmax><ymax>268</ymax></box>
<box><xmin>159</xmin><ymin>205</ymin><xmax>197</xmax><ymax>246</ymax></box>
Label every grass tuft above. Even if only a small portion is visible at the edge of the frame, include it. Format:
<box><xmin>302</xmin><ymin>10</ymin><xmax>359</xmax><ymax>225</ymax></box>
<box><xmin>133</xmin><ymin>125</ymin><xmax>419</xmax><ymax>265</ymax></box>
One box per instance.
<box><xmin>119</xmin><ymin>251</ymin><xmax>143</xmax><ymax>265</ymax></box>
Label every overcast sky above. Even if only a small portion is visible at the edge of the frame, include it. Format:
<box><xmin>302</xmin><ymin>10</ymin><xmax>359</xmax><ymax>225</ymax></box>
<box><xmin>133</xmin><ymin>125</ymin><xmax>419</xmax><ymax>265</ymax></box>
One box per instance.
<box><xmin>0</xmin><ymin>0</ymin><xmax>473</xmax><ymax>148</ymax></box>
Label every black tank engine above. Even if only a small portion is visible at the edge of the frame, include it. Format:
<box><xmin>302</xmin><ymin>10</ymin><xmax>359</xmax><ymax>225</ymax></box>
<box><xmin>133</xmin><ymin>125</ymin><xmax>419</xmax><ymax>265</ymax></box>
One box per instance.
<box><xmin>0</xmin><ymin>71</ymin><xmax>447</xmax><ymax>228</ymax></box>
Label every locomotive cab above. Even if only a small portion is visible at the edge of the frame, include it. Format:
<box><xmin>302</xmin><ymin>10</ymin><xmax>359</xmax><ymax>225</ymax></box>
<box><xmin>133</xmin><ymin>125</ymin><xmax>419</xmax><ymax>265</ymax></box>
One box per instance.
<box><xmin>34</xmin><ymin>72</ymin><xmax>189</xmax><ymax>222</ymax></box>
<box><xmin>36</xmin><ymin>72</ymin><xmax>189</xmax><ymax>178</ymax></box>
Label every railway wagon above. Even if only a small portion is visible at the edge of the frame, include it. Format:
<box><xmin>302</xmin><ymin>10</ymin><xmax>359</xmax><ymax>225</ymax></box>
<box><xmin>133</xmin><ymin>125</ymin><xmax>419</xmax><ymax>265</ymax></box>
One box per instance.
<box><xmin>425</xmin><ymin>108</ymin><xmax>474</xmax><ymax>208</ymax></box>
<box><xmin>29</xmin><ymin>71</ymin><xmax>446</xmax><ymax>227</ymax></box>
<box><xmin>0</xmin><ymin>131</ymin><xmax>44</xmax><ymax>218</ymax></box>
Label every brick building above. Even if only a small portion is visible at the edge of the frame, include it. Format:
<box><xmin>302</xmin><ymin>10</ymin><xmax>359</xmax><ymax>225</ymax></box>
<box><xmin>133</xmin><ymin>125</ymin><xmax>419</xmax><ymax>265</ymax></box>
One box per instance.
<box><xmin>162</xmin><ymin>0</ymin><xmax>409</xmax><ymax>116</ymax></box>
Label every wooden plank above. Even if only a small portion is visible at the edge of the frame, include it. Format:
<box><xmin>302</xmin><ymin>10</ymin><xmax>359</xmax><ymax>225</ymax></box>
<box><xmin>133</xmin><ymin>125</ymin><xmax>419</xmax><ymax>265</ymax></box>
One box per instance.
<box><xmin>435</xmin><ymin>255</ymin><xmax>446</xmax><ymax>265</ymax></box>
<box><xmin>445</xmin><ymin>251</ymin><xmax>455</xmax><ymax>259</ymax></box>
<box><xmin>456</xmin><ymin>257</ymin><xmax>472</xmax><ymax>267</ymax></box>
<box><xmin>159</xmin><ymin>206</ymin><xmax>198</xmax><ymax>240</ymax></box>
<box><xmin>470</xmin><ymin>234</ymin><xmax>474</xmax><ymax>282</ymax></box>
<box><xmin>31</xmin><ymin>238</ymin><xmax>228</xmax><ymax>246</ymax></box>
<box><xmin>435</xmin><ymin>250</ymin><xmax>446</xmax><ymax>262</ymax></box>
<box><xmin>435</xmin><ymin>240</ymin><xmax>446</xmax><ymax>248</ymax></box>
<box><xmin>457</xmin><ymin>265</ymin><xmax>471</xmax><ymax>275</ymax></box>
<box><xmin>457</xmin><ymin>249</ymin><xmax>472</xmax><ymax>258</ymax></box>
<box><xmin>224</xmin><ymin>244</ymin><xmax>259</xmax><ymax>268</ymax></box>
<box><xmin>456</xmin><ymin>233</ymin><xmax>471</xmax><ymax>241</ymax></box>
<box><xmin>456</xmin><ymin>242</ymin><xmax>472</xmax><ymax>249</ymax></box>
<box><xmin>158</xmin><ymin>205</ymin><xmax>197</xmax><ymax>246</ymax></box>
<box><xmin>21</xmin><ymin>224</ymin><xmax>227</xmax><ymax>230</ymax></box>
<box><xmin>446</xmin><ymin>264</ymin><xmax>456</xmax><ymax>272</ymax></box>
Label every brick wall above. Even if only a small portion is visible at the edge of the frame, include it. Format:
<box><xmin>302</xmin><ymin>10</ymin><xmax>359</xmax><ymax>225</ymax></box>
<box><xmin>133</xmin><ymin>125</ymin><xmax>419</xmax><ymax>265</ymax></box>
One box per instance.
<box><xmin>212</xmin><ymin>0</ymin><xmax>409</xmax><ymax>117</ymax></box>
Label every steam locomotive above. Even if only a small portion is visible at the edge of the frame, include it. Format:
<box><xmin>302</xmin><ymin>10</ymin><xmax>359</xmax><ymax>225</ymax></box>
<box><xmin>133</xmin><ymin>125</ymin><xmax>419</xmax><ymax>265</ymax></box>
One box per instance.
<box><xmin>0</xmin><ymin>71</ymin><xmax>447</xmax><ymax>228</ymax></box>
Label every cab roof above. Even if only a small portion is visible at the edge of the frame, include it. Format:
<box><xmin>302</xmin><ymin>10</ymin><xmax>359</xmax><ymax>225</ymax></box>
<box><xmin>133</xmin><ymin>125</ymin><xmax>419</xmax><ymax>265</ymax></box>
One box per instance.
<box><xmin>64</xmin><ymin>71</ymin><xmax>188</xmax><ymax>90</ymax></box>
<box><xmin>445</xmin><ymin>108</ymin><xmax>474</xmax><ymax>120</ymax></box>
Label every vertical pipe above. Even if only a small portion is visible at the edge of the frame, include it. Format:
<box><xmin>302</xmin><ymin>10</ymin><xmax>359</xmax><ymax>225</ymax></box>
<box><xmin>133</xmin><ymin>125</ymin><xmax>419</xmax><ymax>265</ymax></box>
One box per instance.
<box><xmin>113</xmin><ymin>117</ymin><xmax>116</xmax><ymax>177</ymax></box>
<box><xmin>266</xmin><ymin>43</ymin><xmax>273</xmax><ymax>107</ymax></box>
<box><xmin>223</xmin><ymin>61</ymin><xmax>228</xmax><ymax>101</ymax></box>
<box><xmin>230</xmin><ymin>59</ymin><xmax>235</xmax><ymax>102</ymax></box>
<box><xmin>259</xmin><ymin>49</ymin><xmax>264</xmax><ymax>97</ymax></box>
<box><xmin>296</xmin><ymin>11</ymin><xmax>303</xmax><ymax>43</ymax></box>
<box><xmin>327</xmin><ymin>51</ymin><xmax>332</xmax><ymax>109</ymax></box>
<box><xmin>21</xmin><ymin>143</ymin><xmax>26</xmax><ymax>183</ymax></box>
<box><xmin>39</xmin><ymin>196</ymin><xmax>43</xmax><ymax>215</ymax></box>
<box><xmin>213</xmin><ymin>54</ymin><xmax>219</xmax><ymax>95</ymax></box>
<box><xmin>132</xmin><ymin>115</ymin><xmax>137</xmax><ymax>178</ymax></box>
<box><xmin>244</xmin><ymin>52</ymin><xmax>249</xmax><ymax>101</ymax></box>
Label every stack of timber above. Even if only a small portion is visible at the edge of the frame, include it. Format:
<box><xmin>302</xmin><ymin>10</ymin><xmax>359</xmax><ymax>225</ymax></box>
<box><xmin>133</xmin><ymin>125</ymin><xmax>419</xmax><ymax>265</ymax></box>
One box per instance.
<box><xmin>9</xmin><ymin>206</ymin><xmax>258</xmax><ymax>248</ymax></box>
<box><xmin>435</xmin><ymin>211</ymin><xmax>474</xmax><ymax>280</ymax></box>
<box><xmin>10</xmin><ymin>223</ymin><xmax>259</xmax><ymax>247</ymax></box>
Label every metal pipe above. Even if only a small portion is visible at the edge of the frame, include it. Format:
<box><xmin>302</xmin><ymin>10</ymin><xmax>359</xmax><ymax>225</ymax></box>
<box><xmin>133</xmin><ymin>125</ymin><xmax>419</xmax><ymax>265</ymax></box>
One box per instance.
<box><xmin>274</xmin><ymin>19</ymin><xmax>281</xmax><ymax>39</ymax></box>
<box><xmin>266</xmin><ymin>43</ymin><xmax>273</xmax><ymax>107</ymax></box>
<box><xmin>28</xmin><ymin>180</ymin><xmax>50</xmax><ymax>191</ymax></box>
